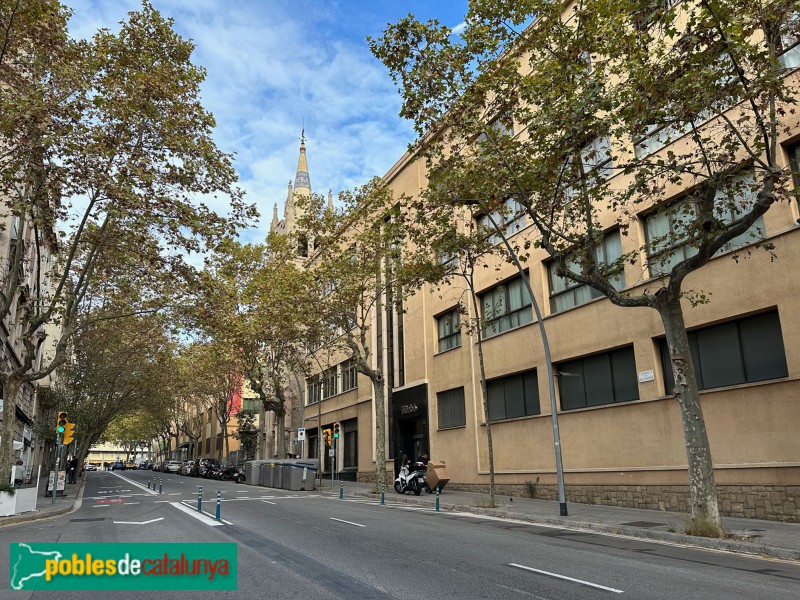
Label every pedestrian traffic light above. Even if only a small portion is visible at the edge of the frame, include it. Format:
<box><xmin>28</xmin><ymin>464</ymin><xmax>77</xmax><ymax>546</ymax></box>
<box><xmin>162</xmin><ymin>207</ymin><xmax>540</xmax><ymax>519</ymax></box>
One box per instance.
<box><xmin>56</xmin><ymin>411</ymin><xmax>68</xmax><ymax>434</ymax></box>
<box><xmin>333</xmin><ymin>422</ymin><xmax>340</xmax><ymax>440</ymax></box>
<box><xmin>322</xmin><ymin>428</ymin><xmax>332</xmax><ymax>447</ymax></box>
<box><xmin>62</xmin><ymin>421</ymin><xmax>76</xmax><ymax>446</ymax></box>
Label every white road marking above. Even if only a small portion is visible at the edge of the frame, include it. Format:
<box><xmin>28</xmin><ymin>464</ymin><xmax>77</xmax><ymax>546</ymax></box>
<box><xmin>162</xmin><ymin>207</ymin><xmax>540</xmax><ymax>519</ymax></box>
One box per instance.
<box><xmin>125</xmin><ymin>502</ymin><xmax>140</xmax><ymax>505</ymax></box>
<box><xmin>168</xmin><ymin>493</ymin><xmax>182</xmax><ymax>496</ymax></box>
<box><xmin>260</xmin><ymin>500</ymin><xmax>276</xmax><ymax>505</ymax></box>
<box><xmin>92</xmin><ymin>505</ymin><xmax>110</xmax><ymax>508</ymax></box>
<box><xmin>330</xmin><ymin>518</ymin><xmax>365</xmax><ymax>528</ymax></box>
<box><xmin>112</xmin><ymin>517</ymin><xmax>164</xmax><ymax>525</ymax></box>
<box><xmin>154</xmin><ymin>500</ymin><xmax>171</xmax><ymax>503</ymax></box>
<box><xmin>508</xmin><ymin>563</ymin><xmax>624</xmax><ymax>594</ymax></box>
<box><xmin>109</xmin><ymin>472</ymin><xmax>159</xmax><ymax>495</ymax></box>
<box><xmin>170</xmin><ymin>502</ymin><xmax>228</xmax><ymax>526</ymax></box>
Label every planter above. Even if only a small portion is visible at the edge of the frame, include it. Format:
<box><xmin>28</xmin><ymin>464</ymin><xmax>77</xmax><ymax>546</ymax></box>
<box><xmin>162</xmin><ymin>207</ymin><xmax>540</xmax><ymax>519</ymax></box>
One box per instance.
<box><xmin>0</xmin><ymin>491</ymin><xmax>16</xmax><ymax>517</ymax></box>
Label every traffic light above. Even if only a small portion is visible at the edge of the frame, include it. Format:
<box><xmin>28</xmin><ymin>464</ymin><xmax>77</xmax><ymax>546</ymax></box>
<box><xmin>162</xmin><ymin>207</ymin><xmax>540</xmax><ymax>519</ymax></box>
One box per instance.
<box><xmin>322</xmin><ymin>428</ymin><xmax>332</xmax><ymax>447</ymax></box>
<box><xmin>56</xmin><ymin>411</ymin><xmax>68</xmax><ymax>434</ymax></box>
<box><xmin>62</xmin><ymin>421</ymin><xmax>76</xmax><ymax>446</ymax></box>
<box><xmin>333</xmin><ymin>422</ymin><xmax>340</xmax><ymax>440</ymax></box>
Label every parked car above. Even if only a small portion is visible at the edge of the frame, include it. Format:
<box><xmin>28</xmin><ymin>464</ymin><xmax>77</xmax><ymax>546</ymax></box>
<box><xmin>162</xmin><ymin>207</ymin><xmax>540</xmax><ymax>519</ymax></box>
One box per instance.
<box><xmin>164</xmin><ymin>460</ymin><xmax>182</xmax><ymax>474</ymax></box>
<box><xmin>180</xmin><ymin>460</ymin><xmax>196</xmax><ymax>476</ymax></box>
<box><xmin>111</xmin><ymin>461</ymin><xmax>125</xmax><ymax>471</ymax></box>
<box><xmin>124</xmin><ymin>461</ymin><xmax>136</xmax><ymax>470</ymax></box>
<box><xmin>138</xmin><ymin>461</ymin><xmax>148</xmax><ymax>470</ymax></box>
<box><xmin>84</xmin><ymin>463</ymin><xmax>98</xmax><ymax>471</ymax></box>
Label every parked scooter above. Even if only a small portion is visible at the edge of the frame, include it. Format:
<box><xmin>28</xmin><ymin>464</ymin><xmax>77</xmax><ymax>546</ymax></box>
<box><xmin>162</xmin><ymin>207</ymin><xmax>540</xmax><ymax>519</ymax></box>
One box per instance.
<box><xmin>394</xmin><ymin>461</ymin><xmax>427</xmax><ymax>496</ymax></box>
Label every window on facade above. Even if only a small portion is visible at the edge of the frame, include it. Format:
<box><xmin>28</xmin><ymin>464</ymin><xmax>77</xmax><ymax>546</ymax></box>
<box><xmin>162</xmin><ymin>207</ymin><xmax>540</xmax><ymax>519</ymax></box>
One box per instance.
<box><xmin>487</xmin><ymin>370</ymin><xmax>540</xmax><ymax>421</ymax></box>
<box><xmin>307</xmin><ymin>377</ymin><xmax>322</xmax><ymax>405</ymax></box>
<box><xmin>477</xmin><ymin>114</ymin><xmax>513</xmax><ymax>144</ymax></box>
<box><xmin>481</xmin><ymin>274</ymin><xmax>533</xmax><ymax>338</ymax></box>
<box><xmin>778</xmin><ymin>11</ymin><xmax>799</xmax><ymax>68</ymax></box>
<box><xmin>476</xmin><ymin>198</ymin><xmax>527</xmax><ymax>244</ymax></box>
<box><xmin>241</xmin><ymin>397</ymin><xmax>259</xmax><ymax>414</ymax></box>
<box><xmin>437</xmin><ymin>387</ymin><xmax>466</xmax><ymax>429</ymax></box>
<box><xmin>437</xmin><ymin>309</ymin><xmax>461</xmax><ymax>352</ymax></box>
<box><xmin>659</xmin><ymin>310</ymin><xmax>788</xmax><ymax>393</ymax></box>
<box><xmin>580</xmin><ymin>135</ymin><xmax>614</xmax><ymax>180</ymax></box>
<box><xmin>645</xmin><ymin>170</ymin><xmax>765</xmax><ymax>275</ymax></box>
<box><xmin>549</xmin><ymin>230</ymin><xmax>625</xmax><ymax>313</ymax></box>
<box><xmin>558</xmin><ymin>346</ymin><xmax>639</xmax><ymax>410</ymax></box>
<box><xmin>341</xmin><ymin>359</ymin><xmax>357</xmax><ymax>393</ymax></box>
<box><xmin>322</xmin><ymin>368</ymin><xmax>337</xmax><ymax>399</ymax></box>
<box><xmin>789</xmin><ymin>142</ymin><xmax>800</xmax><ymax>190</ymax></box>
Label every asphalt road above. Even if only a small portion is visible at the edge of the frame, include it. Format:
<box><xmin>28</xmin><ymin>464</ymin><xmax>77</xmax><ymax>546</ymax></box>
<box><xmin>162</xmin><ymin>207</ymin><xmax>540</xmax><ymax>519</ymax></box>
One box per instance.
<box><xmin>1</xmin><ymin>469</ymin><xmax>798</xmax><ymax>599</ymax></box>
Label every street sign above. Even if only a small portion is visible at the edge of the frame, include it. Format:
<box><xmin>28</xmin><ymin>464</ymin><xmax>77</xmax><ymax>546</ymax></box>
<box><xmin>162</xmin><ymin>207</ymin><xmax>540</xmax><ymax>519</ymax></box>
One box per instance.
<box><xmin>328</xmin><ymin>449</ymin><xmax>334</xmax><ymax>457</ymax></box>
<box><xmin>297</xmin><ymin>427</ymin><xmax>305</xmax><ymax>440</ymax></box>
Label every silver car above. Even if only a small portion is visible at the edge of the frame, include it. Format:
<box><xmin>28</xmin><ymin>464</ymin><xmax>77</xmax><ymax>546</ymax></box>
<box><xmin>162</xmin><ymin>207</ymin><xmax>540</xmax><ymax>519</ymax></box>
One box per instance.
<box><xmin>164</xmin><ymin>461</ymin><xmax>182</xmax><ymax>474</ymax></box>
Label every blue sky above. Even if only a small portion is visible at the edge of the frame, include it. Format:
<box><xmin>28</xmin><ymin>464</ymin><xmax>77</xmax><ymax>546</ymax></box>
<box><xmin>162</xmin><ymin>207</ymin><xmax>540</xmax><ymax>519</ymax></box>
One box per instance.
<box><xmin>63</xmin><ymin>1</ymin><xmax>469</xmax><ymax>243</ymax></box>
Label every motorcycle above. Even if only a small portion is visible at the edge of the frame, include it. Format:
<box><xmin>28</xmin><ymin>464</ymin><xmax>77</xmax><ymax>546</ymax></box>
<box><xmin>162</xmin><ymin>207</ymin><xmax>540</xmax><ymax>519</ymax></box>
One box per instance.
<box><xmin>394</xmin><ymin>462</ymin><xmax>427</xmax><ymax>496</ymax></box>
<box><xmin>218</xmin><ymin>465</ymin><xmax>245</xmax><ymax>483</ymax></box>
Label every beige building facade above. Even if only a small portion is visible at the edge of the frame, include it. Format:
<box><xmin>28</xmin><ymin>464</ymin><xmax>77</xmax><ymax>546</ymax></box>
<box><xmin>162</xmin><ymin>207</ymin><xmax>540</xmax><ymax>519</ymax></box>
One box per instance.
<box><xmin>294</xmin><ymin>39</ymin><xmax>800</xmax><ymax>520</ymax></box>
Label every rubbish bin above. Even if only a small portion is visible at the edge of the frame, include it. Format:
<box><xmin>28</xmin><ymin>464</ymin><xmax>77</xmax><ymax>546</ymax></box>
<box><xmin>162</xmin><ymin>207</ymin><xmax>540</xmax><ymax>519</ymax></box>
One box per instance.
<box><xmin>273</xmin><ymin>460</ymin><xmax>285</xmax><ymax>489</ymax></box>
<box><xmin>289</xmin><ymin>459</ymin><xmax>319</xmax><ymax>491</ymax></box>
<box><xmin>244</xmin><ymin>460</ymin><xmax>267</xmax><ymax>486</ymax></box>
<box><xmin>283</xmin><ymin>463</ymin><xmax>304</xmax><ymax>491</ymax></box>
<box><xmin>259</xmin><ymin>462</ymin><xmax>274</xmax><ymax>488</ymax></box>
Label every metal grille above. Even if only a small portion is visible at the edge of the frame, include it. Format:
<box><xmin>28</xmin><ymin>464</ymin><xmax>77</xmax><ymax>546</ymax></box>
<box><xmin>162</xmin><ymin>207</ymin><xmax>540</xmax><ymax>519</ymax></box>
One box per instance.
<box><xmin>437</xmin><ymin>387</ymin><xmax>466</xmax><ymax>430</ymax></box>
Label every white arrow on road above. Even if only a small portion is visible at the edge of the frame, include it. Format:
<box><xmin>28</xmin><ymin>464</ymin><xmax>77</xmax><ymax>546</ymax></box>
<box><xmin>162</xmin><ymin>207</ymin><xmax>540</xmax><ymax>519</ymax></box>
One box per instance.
<box><xmin>112</xmin><ymin>517</ymin><xmax>165</xmax><ymax>525</ymax></box>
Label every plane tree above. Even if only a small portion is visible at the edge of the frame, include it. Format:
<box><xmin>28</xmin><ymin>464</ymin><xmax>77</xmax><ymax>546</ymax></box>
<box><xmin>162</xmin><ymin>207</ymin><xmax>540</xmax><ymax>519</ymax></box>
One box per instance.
<box><xmin>0</xmin><ymin>0</ymin><xmax>252</xmax><ymax>480</ymax></box>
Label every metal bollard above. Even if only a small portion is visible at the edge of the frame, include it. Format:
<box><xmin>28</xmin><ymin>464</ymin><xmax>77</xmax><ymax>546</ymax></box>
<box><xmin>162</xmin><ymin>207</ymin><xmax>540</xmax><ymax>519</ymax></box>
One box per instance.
<box><xmin>435</xmin><ymin>487</ymin><xmax>440</xmax><ymax>512</ymax></box>
<box><xmin>159</xmin><ymin>478</ymin><xmax>163</xmax><ymax>494</ymax></box>
<box><xmin>197</xmin><ymin>486</ymin><xmax>203</xmax><ymax>512</ymax></box>
<box><xmin>215</xmin><ymin>491</ymin><xmax>221</xmax><ymax>522</ymax></box>
<box><xmin>148</xmin><ymin>475</ymin><xmax>151</xmax><ymax>489</ymax></box>
<box><xmin>339</xmin><ymin>481</ymin><xmax>343</xmax><ymax>500</ymax></box>
<box><xmin>380</xmin><ymin>483</ymin><xmax>385</xmax><ymax>505</ymax></box>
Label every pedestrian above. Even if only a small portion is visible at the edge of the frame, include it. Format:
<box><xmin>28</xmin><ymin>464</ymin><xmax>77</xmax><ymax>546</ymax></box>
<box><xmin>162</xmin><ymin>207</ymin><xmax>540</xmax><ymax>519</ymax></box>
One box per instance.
<box><xmin>416</xmin><ymin>451</ymin><xmax>429</xmax><ymax>467</ymax></box>
<box><xmin>67</xmin><ymin>456</ymin><xmax>78</xmax><ymax>484</ymax></box>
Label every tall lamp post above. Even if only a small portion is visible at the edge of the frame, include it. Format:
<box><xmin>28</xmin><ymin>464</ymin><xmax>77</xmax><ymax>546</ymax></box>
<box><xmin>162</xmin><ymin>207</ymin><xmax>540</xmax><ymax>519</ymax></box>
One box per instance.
<box><xmin>461</xmin><ymin>198</ymin><xmax>568</xmax><ymax>516</ymax></box>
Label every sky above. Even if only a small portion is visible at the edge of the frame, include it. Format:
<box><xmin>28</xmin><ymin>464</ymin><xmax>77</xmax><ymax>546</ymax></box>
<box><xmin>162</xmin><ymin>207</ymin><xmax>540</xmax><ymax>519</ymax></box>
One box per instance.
<box><xmin>62</xmin><ymin>0</ymin><xmax>469</xmax><ymax>244</ymax></box>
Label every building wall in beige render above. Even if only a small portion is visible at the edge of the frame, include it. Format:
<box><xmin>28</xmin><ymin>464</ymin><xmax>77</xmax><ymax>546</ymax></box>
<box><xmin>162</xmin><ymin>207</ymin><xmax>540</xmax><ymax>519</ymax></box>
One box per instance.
<box><xmin>374</xmin><ymin>130</ymin><xmax>800</xmax><ymax>519</ymax></box>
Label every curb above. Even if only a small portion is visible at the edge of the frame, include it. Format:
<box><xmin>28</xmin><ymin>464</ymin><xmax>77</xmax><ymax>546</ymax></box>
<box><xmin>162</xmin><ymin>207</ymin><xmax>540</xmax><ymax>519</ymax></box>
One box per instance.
<box><xmin>0</xmin><ymin>476</ymin><xmax>87</xmax><ymax>528</ymax></box>
<box><xmin>350</xmin><ymin>490</ymin><xmax>800</xmax><ymax>563</ymax></box>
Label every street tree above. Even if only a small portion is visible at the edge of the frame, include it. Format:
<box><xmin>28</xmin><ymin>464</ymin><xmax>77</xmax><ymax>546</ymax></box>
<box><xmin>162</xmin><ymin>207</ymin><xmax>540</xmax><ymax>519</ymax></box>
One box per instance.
<box><xmin>0</xmin><ymin>0</ymin><xmax>252</xmax><ymax>480</ymax></box>
<box><xmin>371</xmin><ymin>0</ymin><xmax>799</xmax><ymax>533</ymax></box>
<box><xmin>302</xmin><ymin>179</ymin><xmax>441</xmax><ymax>488</ymax></box>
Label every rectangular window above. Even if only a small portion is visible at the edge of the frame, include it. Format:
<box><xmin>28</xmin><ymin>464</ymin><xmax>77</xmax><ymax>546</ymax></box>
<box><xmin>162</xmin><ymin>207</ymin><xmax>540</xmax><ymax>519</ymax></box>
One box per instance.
<box><xmin>486</xmin><ymin>370</ymin><xmax>540</xmax><ymax>421</ymax></box>
<box><xmin>778</xmin><ymin>11</ymin><xmax>799</xmax><ymax>68</ymax></box>
<box><xmin>476</xmin><ymin>198</ymin><xmax>527</xmax><ymax>244</ymax></box>
<box><xmin>307</xmin><ymin>377</ymin><xmax>321</xmax><ymax>405</ymax></box>
<box><xmin>789</xmin><ymin>142</ymin><xmax>800</xmax><ymax>190</ymax></box>
<box><xmin>437</xmin><ymin>387</ymin><xmax>466</xmax><ymax>429</ymax></box>
<box><xmin>580</xmin><ymin>135</ymin><xmax>614</xmax><ymax>180</ymax></box>
<box><xmin>558</xmin><ymin>346</ymin><xmax>639</xmax><ymax>410</ymax></box>
<box><xmin>322</xmin><ymin>367</ymin><xmax>337</xmax><ymax>399</ymax></box>
<box><xmin>549</xmin><ymin>230</ymin><xmax>625</xmax><ymax>313</ymax></box>
<box><xmin>481</xmin><ymin>274</ymin><xmax>533</xmax><ymax>338</ymax></box>
<box><xmin>645</xmin><ymin>170</ymin><xmax>765</xmax><ymax>275</ymax></box>
<box><xmin>437</xmin><ymin>309</ymin><xmax>461</xmax><ymax>352</ymax></box>
<box><xmin>659</xmin><ymin>310</ymin><xmax>788</xmax><ymax>393</ymax></box>
<box><xmin>241</xmin><ymin>397</ymin><xmax>259</xmax><ymax>414</ymax></box>
<box><xmin>341</xmin><ymin>359</ymin><xmax>357</xmax><ymax>393</ymax></box>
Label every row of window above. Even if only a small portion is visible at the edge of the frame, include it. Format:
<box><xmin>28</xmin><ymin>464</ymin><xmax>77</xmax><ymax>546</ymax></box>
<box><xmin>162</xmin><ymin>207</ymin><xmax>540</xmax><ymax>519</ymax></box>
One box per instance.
<box><xmin>307</xmin><ymin>360</ymin><xmax>357</xmax><ymax>404</ymax></box>
<box><xmin>437</xmin><ymin>166</ymin><xmax>772</xmax><ymax>351</ymax></box>
<box><xmin>435</xmin><ymin>310</ymin><xmax>788</xmax><ymax>429</ymax></box>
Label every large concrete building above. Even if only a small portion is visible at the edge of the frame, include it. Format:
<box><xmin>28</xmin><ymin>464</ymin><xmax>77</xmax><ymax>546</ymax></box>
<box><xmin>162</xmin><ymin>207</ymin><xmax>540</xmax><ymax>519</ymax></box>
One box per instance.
<box><xmin>292</xmin><ymin>10</ymin><xmax>800</xmax><ymax>521</ymax></box>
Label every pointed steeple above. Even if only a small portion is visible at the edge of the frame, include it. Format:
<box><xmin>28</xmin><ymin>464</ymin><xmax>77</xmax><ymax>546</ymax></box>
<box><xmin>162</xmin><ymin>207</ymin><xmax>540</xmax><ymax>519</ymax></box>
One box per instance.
<box><xmin>293</xmin><ymin>129</ymin><xmax>311</xmax><ymax>194</ymax></box>
<box><xmin>271</xmin><ymin>203</ymin><xmax>279</xmax><ymax>230</ymax></box>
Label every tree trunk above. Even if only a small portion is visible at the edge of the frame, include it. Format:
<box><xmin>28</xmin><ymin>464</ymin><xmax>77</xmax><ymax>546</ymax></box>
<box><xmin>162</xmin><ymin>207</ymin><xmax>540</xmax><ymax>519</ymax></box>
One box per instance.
<box><xmin>658</xmin><ymin>296</ymin><xmax>722</xmax><ymax>533</ymax></box>
<box><xmin>275</xmin><ymin>408</ymin><xmax>286</xmax><ymax>458</ymax></box>
<box><xmin>372</xmin><ymin>373</ymin><xmax>387</xmax><ymax>488</ymax></box>
<box><xmin>470</xmin><ymin>288</ymin><xmax>496</xmax><ymax>506</ymax></box>
<box><xmin>0</xmin><ymin>376</ymin><xmax>21</xmax><ymax>485</ymax></box>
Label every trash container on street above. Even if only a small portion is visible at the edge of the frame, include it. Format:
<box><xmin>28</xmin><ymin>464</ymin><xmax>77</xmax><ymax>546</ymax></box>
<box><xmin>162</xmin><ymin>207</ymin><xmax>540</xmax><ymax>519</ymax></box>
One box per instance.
<box><xmin>259</xmin><ymin>462</ymin><xmax>274</xmax><ymax>488</ymax></box>
<box><xmin>244</xmin><ymin>460</ymin><xmax>267</xmax><ymax>486</ymax></box>
<box><xmin>295</xmin><ymin>459</ymin><xmax>319</xmax><ymax>491</ymax></box>
<box><xmin>283</xmin><ymin>463</ymin><xmax>304</xmax><ymax>491</ymax></box>
<box><xmin>273</xmin><ymin>460</ymin><xmax>285</xmax><ymax>489</ymax></box>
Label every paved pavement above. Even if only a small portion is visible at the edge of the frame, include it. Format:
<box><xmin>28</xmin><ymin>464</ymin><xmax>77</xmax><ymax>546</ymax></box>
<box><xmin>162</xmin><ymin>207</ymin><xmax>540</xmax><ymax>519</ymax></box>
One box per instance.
<box><xmin>3</xmin><ymin>471</ymin><xmax>798</xmax><ymax>563</ymax></box>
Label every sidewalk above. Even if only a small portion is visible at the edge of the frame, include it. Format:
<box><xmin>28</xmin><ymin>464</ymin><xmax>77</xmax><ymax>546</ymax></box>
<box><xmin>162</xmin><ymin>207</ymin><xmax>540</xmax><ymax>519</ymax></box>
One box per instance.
<box><xmin>334</xmin><ymin>480</ymin><xmax>800</xmax><ymax>562</ymax></box>
<box><xmin>0</xmin><ymin>473</ymin><xmax>86</xmax><ymax>528</ymax></box>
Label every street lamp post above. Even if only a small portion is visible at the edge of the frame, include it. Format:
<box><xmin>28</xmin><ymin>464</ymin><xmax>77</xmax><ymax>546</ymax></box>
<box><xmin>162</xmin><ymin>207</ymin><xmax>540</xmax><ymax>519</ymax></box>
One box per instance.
<box><xmin>462</xmin><ymin>198</ymin><xmax>568</xmax><ymax>516</ymax></box>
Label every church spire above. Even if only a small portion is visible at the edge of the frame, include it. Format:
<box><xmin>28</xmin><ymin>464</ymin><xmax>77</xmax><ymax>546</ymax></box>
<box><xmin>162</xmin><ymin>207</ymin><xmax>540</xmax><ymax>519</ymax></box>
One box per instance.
<box><xmin>293</xmin><ymin>129</ymin><xmax>311</xmax><ymax>194</ymax></box>
<box><xmin>271</xmin><ymin>203</ymin><xmax>279</xmax><ymax>230</ymax></box>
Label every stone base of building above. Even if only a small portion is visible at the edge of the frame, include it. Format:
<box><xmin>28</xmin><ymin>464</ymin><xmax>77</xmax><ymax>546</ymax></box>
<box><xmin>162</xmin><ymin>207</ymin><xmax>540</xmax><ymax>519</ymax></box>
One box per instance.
<box><xmin>440</xmin><ymin>482</ymin><xmax>799</xmax><ymax>522</ymax></box>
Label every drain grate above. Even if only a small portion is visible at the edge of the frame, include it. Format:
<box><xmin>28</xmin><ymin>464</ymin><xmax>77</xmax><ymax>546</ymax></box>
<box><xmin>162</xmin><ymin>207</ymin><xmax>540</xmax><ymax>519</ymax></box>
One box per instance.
<box><xmin>69</xmin><ymin>518</ymin><xmax>105</xmax><ymax>522</ymax></box>
<box><xmin>619</xmin><ymin>521</ymin><xmax>667</xmax><ymax>528</ymax></box>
